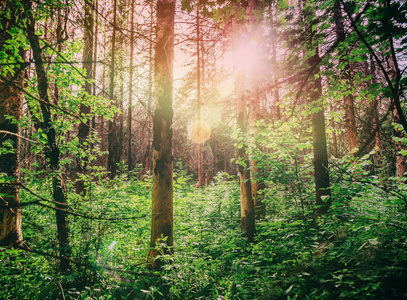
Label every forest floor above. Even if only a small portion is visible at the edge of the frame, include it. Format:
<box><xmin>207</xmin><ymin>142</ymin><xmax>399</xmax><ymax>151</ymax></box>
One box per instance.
<box><xmin>1</xmin><ymin>171</ymin><xmax>407</xmax><ymax>299</ymax></box>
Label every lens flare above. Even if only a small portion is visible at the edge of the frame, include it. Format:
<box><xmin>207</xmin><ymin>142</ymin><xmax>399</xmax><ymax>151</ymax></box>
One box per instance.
<box><xmin>189</xmin><ymin>120</ymin><xmax>211</xmax><ymax>144</ymax></box>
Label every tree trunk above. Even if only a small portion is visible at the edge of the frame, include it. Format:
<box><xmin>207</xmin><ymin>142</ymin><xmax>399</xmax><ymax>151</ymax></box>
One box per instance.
<box><xmin>149</xmin><ymin>0</ymin><xmax>175</xmax><ymax>270</ymax></box>
<box><xmin>249</xmin><ymin>86</ymin><xmax>266</xmax><ymax>220</ymax></box>
<box><xmin>144</xmin><ymin>1</ymin><xmax>154</xmax><ymax>175</ymax></box>
<box><xmin>270</xmin><ymin>3</ymin><xmax>281</xmax><ymax>122</ymax></box>
<box><xmin>393</xmin><ymin>107</ymin><xmax>406</xmax><ymax>177</ymax></box>
<box><xmin>127</xmin><ymin>0</ymin><xmax>135</xmax><ymax>174</ymax></box>
<box><xmin>0</xmin><ymin>56</ymin><xmax>24</xmax><ymax>247</ymax></box>
<box><xmin>235</xmin><ymin>70</ymin><xmax>256</xmax><ymax>242</ymax></box>
<box><xmin>247</xmin><ymin>0</ymin><xmax>265</xmax><ymax>220</ymax></box>
<box><xmin>107</xmin><ymin>0</ymin><xmax>119</xmax><ymax>178</ymax></box>
<box><xmin>26</xmin><ymin>13</ymin><xmax>70</xmax><ymax>272</ymax></box>
<box><xmin>231</xmin><ymin>12</ymin><xmax>256</xmax><ymax>241</ymax></box>
<box><xmin>76</xmin><ymin>0</ymin><xmax>94</xmax><ymax>194</ymax></box>
<box><xmin>329</xmin><ymin>103</ymin><xmax>339</xmax><ymax>158</ymax></box>
<box><xmin>369</xmin><ymin>55</ymin><xmax>382</xmax><ymax>173</ymax></box>
<box><xmin>304</xmin><ymin>7</ymin><xmax>331</xmax><ymax>215</ymax></box>
<box><xmin>334</xmin><ymin>1</ymin><xmax>358</xmax><ymax>153</ymax></box>
<box><xmin>386</xmin><ymin>50</ymin><xmax>406</xmax><ymax>177</ymax></box>
<box><xmin>196</xmin><ymin>7</ymin><xmax>204</xmax><ymax>188</ymax></box>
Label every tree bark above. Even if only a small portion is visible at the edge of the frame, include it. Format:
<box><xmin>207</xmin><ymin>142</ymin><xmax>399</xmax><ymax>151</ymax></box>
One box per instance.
<box><xmin>107</xmin><ymin>0</ymin><xmax>120</xmax><ymax>178</ymax></box>
<box><xmin>0</xmin><ymin>57</ymin><xmax>24</xmax><ymax>247</ymax></box>
<box><xmin>149</xmin><ymin>0</ymin><xmax>175</xmax><ymax>270</ymax></box>
<box><xmin>196</xmin><ymin>7</ymin><xmax>204</xmax><ymax>188</ymax></box>
<box><xmin>304</xmin><ymin>6</ymin><xmax>331</xmax><ymax>215</ymax></box>
<box><xmin>235</xmin><ymin>70</ymin><xmax>256</xmax><ymax>242</ymax></box>
<box><xmin>386</xmin><ymin>49</ymin><xmax>406</xmax><ymax>177</ymax></box>
<box><xmin>76</xmin><ymin>0</ymin><xmax>94</xmax><ymax>194</ymax></box>
<box><xmin>25</xmin><ymin>9</ymin><xmax>70</xmax><ymax>272</ymax></box>
<box><xmin>247</xmin><ymin>0</ymin><xmax>265</xmax><ymax>220</ymax></box>
<box><xmin>329</xmin><ymin>103</ymin><xmax>339</xmax><ymax>158</ymax></box>
<box><xmin>334</xmin><ymin>1</ymin><xmax>358</xmax><ymax>153</ymax></box>
<box><xmin>369</xmin><ymin>55</ymin><xmax>382</xmax><ymax>172</ymax></box>
<box><xmin>144</xmin><ymin>1</ymin><xmax>154</xmax><ymax>175</ymax></box>
<box><xmin>127</xmin><ymin>0</ymin><xmax>135</xmax><ymax>174</ymax></box>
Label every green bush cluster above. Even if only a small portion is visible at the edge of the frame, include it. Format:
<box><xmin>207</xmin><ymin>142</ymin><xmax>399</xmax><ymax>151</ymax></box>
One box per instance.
<box><xmin>1</xmin><ymin>162</ymin><xmax>407</xmax><ymax>299</ymax></box>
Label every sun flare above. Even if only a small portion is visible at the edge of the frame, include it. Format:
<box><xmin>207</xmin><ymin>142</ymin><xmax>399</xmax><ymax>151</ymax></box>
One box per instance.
<box><xmin>189</xmin><ymin>120</ymin><xmax>211</xmax><ymax>144</ymax></box>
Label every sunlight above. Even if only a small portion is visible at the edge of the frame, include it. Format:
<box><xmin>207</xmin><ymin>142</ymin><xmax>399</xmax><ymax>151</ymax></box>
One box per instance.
<box><xmin>108</xmin><ymin>241</ymin><xmax>117</xmax><ymax>251</ymax></box>
<box><xmin>232</xmin><ymin>37</ymin><xmax>261</xmax><ymax>73</ymax></box>
<box><xmin>218</xmin><ymin>77</ymin><xmax>235</xmax><ymax>98</ymax></box>
<box><xmin>189</xmin><ymin>120</ymin><xmax>211</xmax><ymax>144</ymax></box>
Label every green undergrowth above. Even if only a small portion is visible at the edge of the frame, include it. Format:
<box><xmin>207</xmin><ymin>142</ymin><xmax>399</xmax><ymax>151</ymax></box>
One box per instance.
<box><xmin>1</xmin><ymin>168</ymin><xmax>407</xmax><ymax>299</ymax></box>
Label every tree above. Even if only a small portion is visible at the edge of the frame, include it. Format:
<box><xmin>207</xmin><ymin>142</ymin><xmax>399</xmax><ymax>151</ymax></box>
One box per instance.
<box><xmin>107</xmin><ymin>0</ymin><xmax>120</xmax><ymax>179</ymax></box>
<box><xmin>127</xmin><ymin>0</ymin><xmax>135</xmax><ymax>173</ymax></box>
<box><xmin>196</xmin><ymin>6</ymin><xmax>204</xmax><ymax>188</ymax></box>
<box><xmin>0</xmin><ymin>4</ymin><xmax>24</xmax><ymax>244</ymax></box>
<box><xmin>149</xmin><ymin>0</ymin><xmax>176</xmax><ymax>269</ymax></box>
<box><xmin>76</xmin><ymin>0</ymin><xmax>94</xmax><ymax>194</ymax></box>
<box><xmin>232</xmin><ymin>15</ymin><xmax>256</xmax><ymax>241</ymax></box>
<box><xmin>25</xmin><ymin>1</ymin><xmax>71</xmax><ymax>272</ymax></box>
<box><xmin>303</xmin><ymin>1</ymin><xmax>331</xmax><ymax>214</ymax></box>
<box><xmin>340</xmin><ymin>0</ymin><xmax>407</xmax><ymax>176</ymax></box>
<box><xmin>247</xmin><ymin>0</ymin><xmax>266</xmax><ymax>220</ymax></box>
<box><xmin>334</xmin><ymin>1</ymin><xmax>358</xmax><ymax>153</ymax></box>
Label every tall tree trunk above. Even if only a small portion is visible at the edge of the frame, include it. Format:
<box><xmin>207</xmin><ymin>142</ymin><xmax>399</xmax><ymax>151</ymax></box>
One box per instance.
<box><xmin>304</xmin><ymin>6</ymin><xmax>331</xmax><ymax>215</ymax></box>
<box><xmin>107</xmin><ymin>0</ymin><xmax>119</xmax><ymax>178</ymax></box>
<box><xmin>92</xmin><ymin>0</ymin><xmax>98</xmax><ymax>97</ymax></box>
<box><xmin>196</xmin><ymin>7</ymin><xmax>204</xmax><ymax>188</ymax></box>
<box><xmin>0</xmin><ymin>55</ymin><xmax>24</xmax><ymax>247</ymax></box>
<box><xmin>329</xmin><ymin>103</ymin><xmax>339</xmax><ymax>158</ymax></box>
<box><xmin>232</xmin><ymin>16</ymin><xmax>256</xmax><ymax>241</ymax></box>
<box><xmin>144</xmin><ymin>1</ymin><xmax>154</xmax><ymax>174</ymax></box>
<box><xmin>76</xmin><ymin>0</ymin><xmax>94</xmax><ymax>194</ymax></box>
<box><xmin>247</xmin><ymin>0</ymin><xmax>265</xmax><ymax>220</ymax></box>
<box><xmin>127</xmin><ymin>0</ymin><xmax>135</xmax><ymax>174</ymax></box>
<box><xmin>249</xmin><ymin>88</ymin><xmax>266</xmax><ymax>220</ymax></box>
<box><xmin>386</xmin><ymin>49</ymin><xmax>406</xmax><ymax>177</ymax></box>
<box><xmin>149</xmin><ymin>0</ymin><xmax>175</xmax><ymax>270</ymax></box>
<box><xmin>369</xmin><ymin>54</ymin><xmax>382</xmax><ymax>172</ymax></box>
<box><xmin>235</xmin><ymin>69</ymin><xmax>256</xmax><ymax>242</ymax></box>
<box><xmin>334</xmin><ymin>1</ymin><xmax>358</xmax><ymax>153</ymax></box>
<box><xmin>270</xmin><ymin>3</ymin><xmax>281</xmax><ymax>121</ymax></box>
<box><xmin>25</xmin><ymin>11</ymin><xmax>70</xmax><ymax>272</ymax></box>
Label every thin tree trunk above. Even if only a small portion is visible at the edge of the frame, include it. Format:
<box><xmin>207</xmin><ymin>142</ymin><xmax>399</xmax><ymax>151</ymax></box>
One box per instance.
<box><xmin>393</xmin><ymin>106</ymin><xmax>406</xmax><ymax>177</ymax></box>
<box><xmin>270</xmin><ymin>3</ymin><xmax>281</xmax><ymax>121</ymax></box>
<box><xmin>92</xmin><ymin>0</ymin><xmax>98</xmax><ymax>97</ymax></box>
<box><xmin>127</xmin><ymin>0</ymin><xmax>135</xmax><ymax>174</ymax></box>
<box><xmin>144</xmin><ymin>1</ymin><xmax>154</xmax><ymax>174</ymax></box>
<box><xmin>76</xmin><ymin>0</ymin><xmax>94</xmax><ymax>195</ymax></box>
<box><xmin>386</xmin><ymin>49</ymin><xmax>406</xmax><ymax>177</ymax></box>
<box><xmin>246</xmin><ymin>0</ymin><xmax>265</xmax><ymax>220</ymax></box>
<box><xmin>25</xmin><ymin>11</ymin><xmax>70</xmax><ymax>272</ymax></box>
<box><xmin>232</xmin><ymin>15</ymin><xmax>256</xmax><ymax>240</ymax></box>
<box><xmin>329</xmin><ymin>103</ymin><xmax>339</xmax><ymax>158</ymax></box>
<box><xmin>304</xmin><ymin>6</ymin><xmax>331</xmax><ymax>215</ymax></box>
<box><xmin>108</xmin><ymin>0</ymin><xmax>118</xmax><ymax>178</ymax></box>
<box><xmin>235</xmin><ymin>70</ymin><xmax>256</xmax><ymax>242</ymax></box>
<box><xmin>369</xmin><ymin>54</ymin><xmax>383</xmax><ymax>173</ymax></box>
<box><xmin>334</xmin><ymin>1</ymin><xmax>358</xmax><ymax>153</ymax></box>
<box><xmin>149</xmin><ymin>0</ymin><xmax>175</xmax><ymax>270</ymax></box>
<box><xmin>196</xmin><ymin>7</ymin><xmax>204</xmax><ymax>188</ymax></box>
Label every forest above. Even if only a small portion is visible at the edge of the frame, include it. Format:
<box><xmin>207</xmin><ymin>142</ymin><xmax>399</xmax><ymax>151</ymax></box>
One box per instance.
<box><xmin>1</xmin><ymin>0</ymin><xmax>407</xmax><ymax>299</ymax></box>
